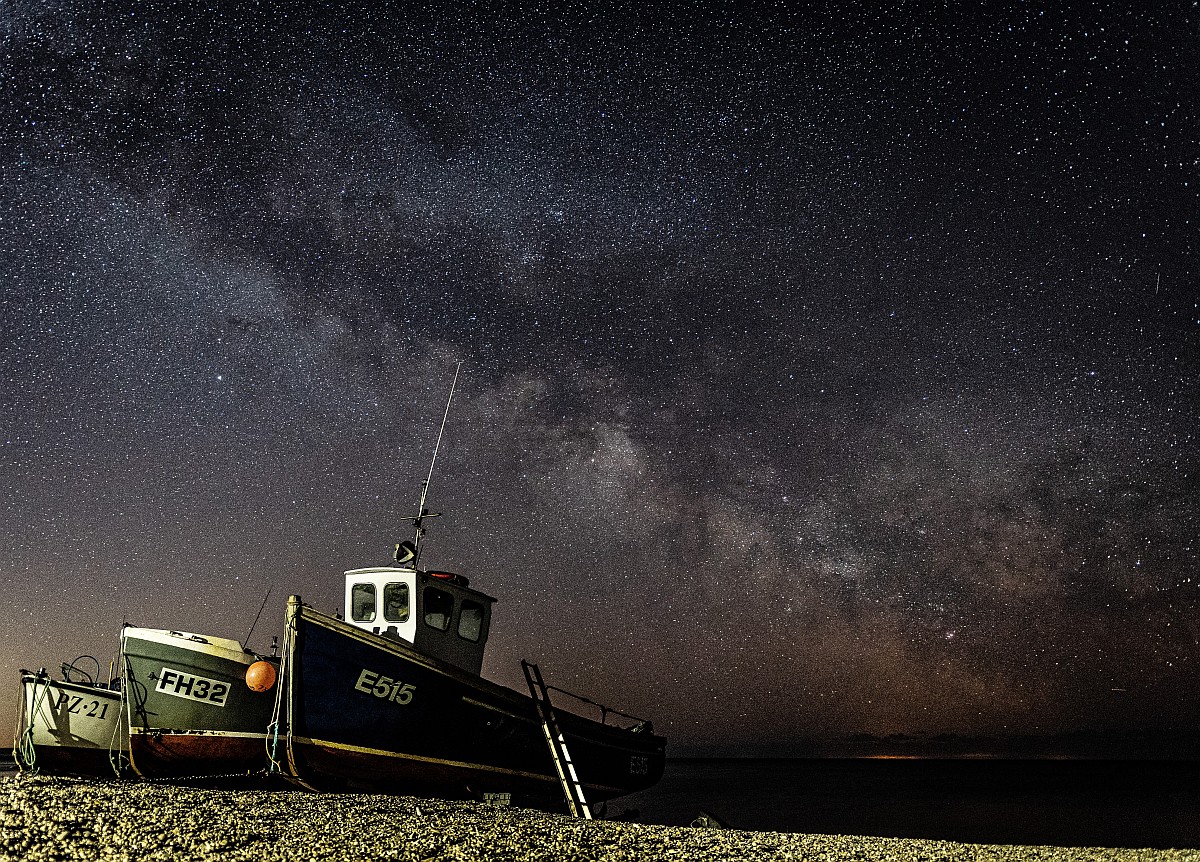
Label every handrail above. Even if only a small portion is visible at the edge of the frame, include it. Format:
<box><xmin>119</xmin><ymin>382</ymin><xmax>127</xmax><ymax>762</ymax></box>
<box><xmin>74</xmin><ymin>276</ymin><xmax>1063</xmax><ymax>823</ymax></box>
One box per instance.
<box><xmin>542</xmin><ymin>683</ymin><xmax>653</xmax><ymax>730</ymax></box>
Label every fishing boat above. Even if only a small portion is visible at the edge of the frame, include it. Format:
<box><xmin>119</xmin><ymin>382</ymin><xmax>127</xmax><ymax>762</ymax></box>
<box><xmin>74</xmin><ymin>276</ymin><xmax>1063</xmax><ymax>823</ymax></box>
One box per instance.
<box><xmin>13</xmin><ymin>658</ymin><xmax>127</xmax><ymax>777</ymax></box>
<box><xmin>120</xmin><ymin>626</ymin><xmax>279</xmax><ymax>780</ymax></box>
<box><xmin>273</xmin><ymin>583</ymin><xmax>665</xmax><ymax>809</ymax></box>
<box><xmin>270</xmin><ymin>365</ymin><xmax>666</xmax><ymax>812</ymax></box>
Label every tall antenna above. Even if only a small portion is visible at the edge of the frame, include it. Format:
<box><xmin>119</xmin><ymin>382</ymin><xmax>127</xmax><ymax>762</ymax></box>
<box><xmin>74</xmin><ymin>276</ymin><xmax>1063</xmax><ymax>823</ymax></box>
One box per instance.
<box><xmin>244</xmin><ymin>587</ymin><xmax>273</xmax><ymax>648</ymax></box>
<box><xmin>397</xmin><ymin>361</ymin><xmax>462</xmax><ymax>569</ymax></box>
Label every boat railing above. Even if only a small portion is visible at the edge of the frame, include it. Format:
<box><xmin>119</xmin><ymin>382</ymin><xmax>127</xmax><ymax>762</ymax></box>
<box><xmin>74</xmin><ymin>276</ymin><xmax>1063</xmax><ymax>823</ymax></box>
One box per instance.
<box><xmin>541</xmin><ymin>681</ymin><xmax>653</xmax><ymax>732</ymax></box>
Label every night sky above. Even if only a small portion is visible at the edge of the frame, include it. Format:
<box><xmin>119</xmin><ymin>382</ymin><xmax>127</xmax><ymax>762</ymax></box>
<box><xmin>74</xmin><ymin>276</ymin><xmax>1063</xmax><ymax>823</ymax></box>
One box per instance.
<box><xmin>2</xmin><ymin>2</ymin><xmax>1197</xmax><ymax>757</ymax></box>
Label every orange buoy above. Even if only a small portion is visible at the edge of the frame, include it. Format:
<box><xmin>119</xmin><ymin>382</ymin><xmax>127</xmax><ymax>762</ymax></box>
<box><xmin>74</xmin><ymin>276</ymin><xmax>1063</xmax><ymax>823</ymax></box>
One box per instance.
<box><xmin>245</xmin><ymin>660</ymin><xmax>277</xmax><ymax>692</ymax></box>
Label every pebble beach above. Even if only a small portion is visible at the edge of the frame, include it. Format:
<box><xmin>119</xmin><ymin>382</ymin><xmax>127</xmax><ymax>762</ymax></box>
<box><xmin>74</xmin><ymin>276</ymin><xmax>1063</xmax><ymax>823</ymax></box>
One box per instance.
<box><xmin>2</xmin><ymin>774</ymin><xmax>1197</xmax><ymax>862</ymax></box>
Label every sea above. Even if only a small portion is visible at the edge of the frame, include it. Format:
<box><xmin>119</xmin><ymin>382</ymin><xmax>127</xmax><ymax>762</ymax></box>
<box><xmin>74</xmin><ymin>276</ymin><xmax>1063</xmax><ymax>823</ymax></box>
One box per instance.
<box><xmin>614</xmin><ymin>758</ymin><xmax>1200</xmax><ymax>849</ymax></box>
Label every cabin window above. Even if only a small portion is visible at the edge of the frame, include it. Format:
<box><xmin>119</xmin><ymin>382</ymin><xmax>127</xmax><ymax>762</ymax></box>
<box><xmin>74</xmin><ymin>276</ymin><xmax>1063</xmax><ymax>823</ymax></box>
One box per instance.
<box><xmin>383</xmin><ymin>582</ymin><xmax>410</xmax><ymax>622</ymax></box>
<box><xmin>423</xmin><ymin>587</ymin><xmax>453</xmax><ymax>631</ymax></box>
<box><xmin>458</xmin><ymin>600</ymin><xmax>485</xmax><ymax>642</ymax></box>
<box><xmin>351</xmin><ymin>583</ymin><xmax>376</xmax><ymax>622</ymax></box>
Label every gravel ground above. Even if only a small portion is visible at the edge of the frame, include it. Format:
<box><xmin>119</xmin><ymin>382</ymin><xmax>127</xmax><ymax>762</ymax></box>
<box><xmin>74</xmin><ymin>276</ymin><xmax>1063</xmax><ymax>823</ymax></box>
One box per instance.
<box><xmin>2</xmin><ymin>774</ymin><xmax>1197</xmax><ymax>861</ymax></box>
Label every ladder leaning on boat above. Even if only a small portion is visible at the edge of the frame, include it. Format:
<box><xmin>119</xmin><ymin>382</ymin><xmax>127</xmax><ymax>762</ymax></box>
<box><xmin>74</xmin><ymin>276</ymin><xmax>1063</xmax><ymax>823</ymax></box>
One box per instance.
<box><xmin>520</xmin><ymin>660</ymin><xmax>657</xmax><ymax>818</ymax></box>
<box><xmin>523</xmin><ymin>660</ymin><xmax>591</xmax><ymax>818</ymax></box>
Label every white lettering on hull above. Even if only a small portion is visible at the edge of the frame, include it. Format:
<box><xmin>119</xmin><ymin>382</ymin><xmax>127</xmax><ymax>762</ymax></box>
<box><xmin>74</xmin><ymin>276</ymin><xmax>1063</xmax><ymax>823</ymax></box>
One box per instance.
<box><xmin>354</xmin><ymin>668</ymin><xmax>416</xmax><ymax>705</ymax></box>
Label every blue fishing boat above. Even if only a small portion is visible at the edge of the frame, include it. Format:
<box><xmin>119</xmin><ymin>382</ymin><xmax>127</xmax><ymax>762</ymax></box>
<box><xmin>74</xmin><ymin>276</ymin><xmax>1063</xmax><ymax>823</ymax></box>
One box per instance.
<box><xmin>273</xmin><ymin>577</ymin><xmax>665</xmax><ymax>809</ymax></box>
<box><xmin>270</xmin><ymin>366</ymin><xmax>666</xmax><ymax>812</ymax></box>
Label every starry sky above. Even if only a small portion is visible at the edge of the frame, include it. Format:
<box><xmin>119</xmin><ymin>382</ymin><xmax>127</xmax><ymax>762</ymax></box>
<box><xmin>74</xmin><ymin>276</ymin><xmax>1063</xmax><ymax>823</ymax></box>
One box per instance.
<box><xmin>2</xmin><ymin>2</ymin><xmax>1197</xmax><ymax>757</ymax></box>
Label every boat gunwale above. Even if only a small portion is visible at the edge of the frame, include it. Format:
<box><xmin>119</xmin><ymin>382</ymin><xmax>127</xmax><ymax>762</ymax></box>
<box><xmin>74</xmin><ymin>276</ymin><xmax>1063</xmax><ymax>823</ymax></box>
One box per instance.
<box><xmin>19</xmin><ymin>672</ymin><xmax>123</xmax><ymax>699</ymax></box>
<box><xmin>121</xmin><ymin>627</ymin><xmax>257</xmax><ymax>665</ymax></box>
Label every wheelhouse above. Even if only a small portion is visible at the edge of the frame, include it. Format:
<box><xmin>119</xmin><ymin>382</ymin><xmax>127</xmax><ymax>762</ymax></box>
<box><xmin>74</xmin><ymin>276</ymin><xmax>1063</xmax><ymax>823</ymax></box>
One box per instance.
<box><xmin>343</xmin><ymin>567</ymin><xmax>496</xmax><ymax>675</ymax></box>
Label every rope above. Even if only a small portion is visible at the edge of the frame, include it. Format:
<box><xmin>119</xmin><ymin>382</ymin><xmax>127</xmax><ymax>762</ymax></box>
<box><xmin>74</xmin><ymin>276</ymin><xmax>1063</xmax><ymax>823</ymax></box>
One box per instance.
<box><xmin>135</xmin><ymin>767</ymin><xmax>280</xmax><ymax>785</ymax></box>
<box><xmin>123</xmin><ymin>653</ymin><xmax>154</xmax><ymax>734</ymax></box>
<box><xmin>266</xmin><ymin>607</ymin><xmax>297</xmax><ymax>774</ymax></box>
<box><xmin>107</xmin><ymin>688</ymin><xmax>129</xmax><ymax>778</ymax></box>
<box><xmin>14</xmin><ymin>672</ymin><xmax>55</xmax><ymax>774</ymax></box>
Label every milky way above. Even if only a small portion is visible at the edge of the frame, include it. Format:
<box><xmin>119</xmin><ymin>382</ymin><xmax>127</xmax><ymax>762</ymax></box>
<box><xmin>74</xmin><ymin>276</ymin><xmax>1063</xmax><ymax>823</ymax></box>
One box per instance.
<box><xmin>1</xmin><ymin>3</ymin><xmax>1197</xmax><ymax>755</ymax></box>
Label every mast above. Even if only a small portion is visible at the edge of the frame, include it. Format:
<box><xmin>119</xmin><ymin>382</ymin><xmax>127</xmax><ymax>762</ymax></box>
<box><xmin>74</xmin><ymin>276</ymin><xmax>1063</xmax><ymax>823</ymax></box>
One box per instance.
<box><xmin>397</xmin><ymin>361</ymin><xmax>462</xmax><ymax>569</ymax></box>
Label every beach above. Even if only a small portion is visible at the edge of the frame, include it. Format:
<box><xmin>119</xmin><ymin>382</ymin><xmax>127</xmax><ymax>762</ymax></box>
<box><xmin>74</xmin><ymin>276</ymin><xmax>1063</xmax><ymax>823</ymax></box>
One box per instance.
<box><xmin>1</xmin><ymin>774</ymin><xmax>1196</xmax><ymax>861</ymax></box>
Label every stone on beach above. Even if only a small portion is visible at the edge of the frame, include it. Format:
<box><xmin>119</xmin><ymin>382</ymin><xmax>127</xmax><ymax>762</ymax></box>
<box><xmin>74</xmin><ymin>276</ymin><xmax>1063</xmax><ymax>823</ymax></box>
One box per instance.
<box><xmin>1</xmin><ymin>774</ymin><xmax>1196</xmax><ymax>862</ymax></box>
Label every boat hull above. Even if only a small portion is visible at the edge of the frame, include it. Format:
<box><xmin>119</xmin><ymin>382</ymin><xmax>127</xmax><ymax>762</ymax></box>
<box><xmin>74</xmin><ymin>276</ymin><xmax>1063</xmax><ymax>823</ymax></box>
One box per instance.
<box><xmin>14</xmin><ymin>672</ymin><xmax>127</xmax><ymax>777</ymax></box>
<box><xmin>121</xmin><ymin>628</ymin><xmax>278</xmax><ymax>779</ymax></box>
<box><xmin>278</xmin><ymin>598</ymin><xmax>666</xmax><ymax>808</ymax></box>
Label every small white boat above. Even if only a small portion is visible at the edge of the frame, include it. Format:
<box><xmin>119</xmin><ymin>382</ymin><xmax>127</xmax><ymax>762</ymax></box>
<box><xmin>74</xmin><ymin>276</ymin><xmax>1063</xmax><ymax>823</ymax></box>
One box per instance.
<box><xmin>13</xmin><ymin>658</ymin><xmax>127</xmax><ymax>777</ymax></box>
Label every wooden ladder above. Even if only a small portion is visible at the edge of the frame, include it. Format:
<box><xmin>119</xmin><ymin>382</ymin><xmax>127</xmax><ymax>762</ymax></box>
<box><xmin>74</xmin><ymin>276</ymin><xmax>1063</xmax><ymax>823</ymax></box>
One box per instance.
<box><xmin>522</xmin><ymin>660</ymin><xmax>592</xmax><ymax>819</ymax></box>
